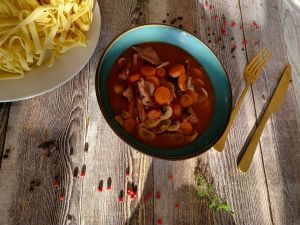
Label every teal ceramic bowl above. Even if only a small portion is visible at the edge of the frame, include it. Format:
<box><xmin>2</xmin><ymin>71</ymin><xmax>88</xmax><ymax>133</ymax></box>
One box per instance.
<box><xmin>96</xmin><ymin>24</ymin><xmax>232</xmax><ymax>160</ymax></box>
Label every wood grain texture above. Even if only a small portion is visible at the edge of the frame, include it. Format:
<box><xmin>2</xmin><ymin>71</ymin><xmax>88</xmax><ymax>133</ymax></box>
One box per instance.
<box><xmin>0</xmin><ymin>0</ymin><xmax>299</xmax><ymax>225</ymax></box>
<box><xmin>239</xmin><ymin>0</ymin><xmax>300</xmax><ymax>224</ymax></box>
<box><xmin>80</xmin><ymin>1</ymin><xmax>154</xmax><ymax>225</ymax></box>
<box><xmin>0</xmin><ymin>103</ymin><xmax>10</xmax><ymax>168</ymax></box>
<box><xmin>151</xmin><ymin>0</ymin><xmax>272</xmax><ymax>225</ymax></box>
<box><xmin>0</xmin><ymin>68</ymin><xmax>88</xmax><ymax>225</ymax></box>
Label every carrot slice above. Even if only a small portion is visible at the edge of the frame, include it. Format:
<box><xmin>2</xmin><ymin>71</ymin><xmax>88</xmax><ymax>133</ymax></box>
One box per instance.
<box><xmin>154</xmin><ymin>86</ymin><xmax>172</xmax><ymax>105</ymax></box>
<box><xmin>186</xmin><ymin>90</ymin><xmax>199</xmax><ymax>104</ymax></box>
<box><xmin>157</xmin><ymin>67</ymin><xmax>166</xmax><ymax>77</ymax></box>
<box><xmin>147</xmin><ymin>109</ymin><xmax>162</xmax><ymax>120</ymax></box>
<box><xmin>128</xmin><ymin>74</ymin><xmax>141</xmax><ymax>83</ymax></box>
<box><xmin>178</xmin><ymin>74</ymin><xmax>188</xmax><ymax>91</ymax></box>
<box><xmin>146</xmin><ymin>76</ymin><xmax>160</xmax><ymax>88</ymax></box>
<box><xmin>113</xmin><ymin>84</ymin><xmax>124</xmax><ymax>94</ymax></box>
<box><xmin>169</xmin><ymin>64</ymin><xmax>185</xmax><ymax>78</ymax></box>
<box><xmin>180</xmin><ymin>94</ymin><xmax>194</xmax><ymax>107</ymax></box>
<box><xmin>191</xmin><ymin>67</ymin><xmax>205</xmax><ymax>78</ymax></box>
<box><xmin>173</xmin><ymin>103</ymin><xmax>182</xmax><ymax>118</ymax></box>
<box><xmin>180</xmin><ymin>121</ymin><xmax>193</xmax><ymax>135</ymax></box>
<box><xmin>140</xmin><ymin>65</ymin><xmax>156</xmax><ymax>76</ymax></box>
<box><xmin>123</xmin><ymin>118</ymin><xmax>137</xmax><ymax>133</ymax></box>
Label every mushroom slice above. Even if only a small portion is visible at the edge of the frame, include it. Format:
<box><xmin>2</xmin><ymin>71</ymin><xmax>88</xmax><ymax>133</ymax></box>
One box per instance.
<box><xmin>185</xmin><ymin>131</ymin><xmax>198</xmax><ymax>142</ymax></box>
<box><xmin>145</xmin><ymin>119</ymin><xmax>161</xmax><ymax>128</ymax></box>
<box><xmin>160</xmin><ymin>106</ymin><xmax>173</xmax><ymax>120</ymax></box>
<box><xmin>138</xmin><ymin>126</ymin><xmax>156</xmax><ymax>141</ymax></box>
<box><xmin>167</xmin><ymin>120</ymin><xmax>180</xmax><ymax>131</ymax></box>
<box><xmin>132</xmin><ymin>46</ymin><xmax>161</xmax><ymax>65</ymax></box>
<box><xmin>161</xmin><ymin>132</ymin><xmax>184</xmax><ymax>143</ymax></box>
<box><xmin>155</xmin><ymin>119</ymin><xmax>171</xmax><ymax>134</ymax></box>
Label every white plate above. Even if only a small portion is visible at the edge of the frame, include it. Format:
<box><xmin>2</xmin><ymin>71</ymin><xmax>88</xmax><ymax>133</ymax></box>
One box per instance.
<box><xmin>0</xmin><ymin>2</ymin><xmax>101</xmax><ymax>102</ymax></box>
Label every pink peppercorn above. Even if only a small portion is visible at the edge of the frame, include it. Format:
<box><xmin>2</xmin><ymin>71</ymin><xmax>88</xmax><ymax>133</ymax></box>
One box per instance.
<box><xmin>59</xmin><ymin>195</ymin><xmax>65</xmax><ymax>201</ymax></box>
<box><xmin>175</xmin><ymin>203</ymin><xmax>180</xmax><ymax>208</ymax></box>
<box><xmin>157</xmin><ymin>218</ymin><xmax>163</xmax><ymax>224</ymax></box>
<box><xmin>97</xmin><ymin>187</ymin><xmax>103</xmax><ymax>192</ymax></box>
<box><xmin>53</xmin><ymin>181</ymin><xmax>60</xmax><ymax>187</ymax></box>
<box><xmin>156</xmin><ymin>191</ymin><xmax>161</xmax><ymax>199</ymax></box>
<box><xmin>231</xmin><ymin>21</ymin><xmax>237</xmax><ymax>27</ymax></box>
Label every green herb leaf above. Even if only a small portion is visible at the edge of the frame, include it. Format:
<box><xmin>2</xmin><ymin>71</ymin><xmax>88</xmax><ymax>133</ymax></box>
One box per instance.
<box><xmin>195</xmin><ymin>175</ymin><xmax>234</xmax><ymax>215</ymax></box>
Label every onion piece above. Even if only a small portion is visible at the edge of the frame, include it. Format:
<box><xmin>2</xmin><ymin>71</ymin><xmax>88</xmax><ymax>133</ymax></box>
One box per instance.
<box><xmin>156</xmin><ymin>61</ymin><xmax>170</xmax><ymax>69</ymax></box>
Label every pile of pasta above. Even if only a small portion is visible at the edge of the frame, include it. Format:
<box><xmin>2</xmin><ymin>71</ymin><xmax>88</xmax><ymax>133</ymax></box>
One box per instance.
<box><xmin>0</xmin><ymin>0</ymin><xmax>94</xmax><ymax>79</ymax></box>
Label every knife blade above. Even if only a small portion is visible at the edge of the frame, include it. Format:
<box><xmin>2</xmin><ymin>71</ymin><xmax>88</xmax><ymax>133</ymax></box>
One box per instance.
<box><xmin>266</xmin><ymin>64</ymin><xmax>291</xmax><ymax>113</ymax></box>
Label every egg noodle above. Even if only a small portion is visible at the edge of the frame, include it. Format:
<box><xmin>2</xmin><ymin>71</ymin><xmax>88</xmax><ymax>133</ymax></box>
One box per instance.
<box><xmin>0</xmin><ymin>0</ymin><xmax>94</xmax><ymax>80</ymax></box>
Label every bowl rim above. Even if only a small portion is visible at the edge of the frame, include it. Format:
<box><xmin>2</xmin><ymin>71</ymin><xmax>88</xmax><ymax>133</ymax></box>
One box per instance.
<box><xmin>95</xmin><ymin>24</ymin><xmax>232</xmax><ymax>160</ymax></box>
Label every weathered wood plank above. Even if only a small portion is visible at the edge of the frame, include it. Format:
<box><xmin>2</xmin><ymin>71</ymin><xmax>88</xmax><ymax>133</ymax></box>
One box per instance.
<box><xmin>239</xmin><ymin>0</ymin><xmax>300</xmax><ymax>224</ymax></box>
<box><xmin>0</xmin><ymin>68</ymin><xmax>88</xmax><ymax>225</ymax></box>
<box><xmin>80</xmin><ymin>1</ymin><xmax>154</xmax><ymax>225</ymax></box>
<box><xmin>151</xmin><ymin>0</ymin><xmax>272</xmax><ymax>225</ymax></box>
<box><xmin>0</xmin><ymin>103</ymin><xmax>10</xmax><ymax>168</ymax></box>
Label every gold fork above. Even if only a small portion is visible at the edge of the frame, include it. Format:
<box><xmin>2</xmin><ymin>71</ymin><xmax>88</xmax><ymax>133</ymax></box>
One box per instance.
<box><xmin>213</xmin><ymin>48</ymin><xmax>272</xmax><ymax>152</ymax></box>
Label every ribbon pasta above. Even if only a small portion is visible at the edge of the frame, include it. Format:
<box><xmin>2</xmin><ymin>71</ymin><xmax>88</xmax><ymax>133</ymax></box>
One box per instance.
<box><xmin>0</xmin><ymin>0</ymin><xmax>94</xmax><ymax>80</ymax></box>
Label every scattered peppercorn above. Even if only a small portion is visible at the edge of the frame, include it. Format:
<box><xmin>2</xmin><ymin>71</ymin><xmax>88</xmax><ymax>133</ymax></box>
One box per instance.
<box><xmin>139</xmin><ymin>12</ymin><xmax>142</xmax><ymax>16</ymax></box>
<box><xmin>84</xmin><ymin>142</ymin><xmax>89</xmax><ymax>152</ymax></box>
<box><xmin>80</xmin><ymin>165</ymin><xmax>86</xmax><ymax>177</ymax></box>
<box><xmin>157</xmin><ymin>218</ymin><xmax>163</xmax><ymax>224</ymax></box>
<box><xmin>2</xmin><ymin>154</ymin><xmax>8</xmax><ymax>159</ymax></box>
<box><xmin>208</xmin><ymin>40</ymin><xmax>211</xmax><ymax>43</ymax></box>
<box><xmin>107</xmin><ymin>177</ymin><xmax>112</xmax><ymax>190</ymax></box>
<box><xmin>231</xmin><ymin>37</ymin><xmax>234</xmax><ymax>41</ymax></box>
<box><xmin>162</xmin><ymin>20</ymin><xmax>166</xmax><ymax>23</ymax></box>
<box><xmin>241</xmin><ymin>48</ymin><xmax>245</xmax><ymax>51</ymax></box>
<box><xmin>175</xmin><ymin>203</ymin><xmax>181</xmax><ymax>208</ymax></box>
<box><xmin>166</xmin><ymin>13</ymin><xmax>169</xmax><ymax>16</ymax></box>
<box><xmin>177</xmin><ymin>16</ymin><xmax>183</xmax><ymax>20</ymax></box>
<box><xmin>119</xmin><ymin>190</ymin><xmax>124</xmax><ymax>202</ymax></box>
<box><xmin>59</xmin><ymin>194</ymin><xmax>65</xmax><ymax>201</ymax></box>
<box><xmin>73</xmin><ymin>167</ymin><xmax>79</xmax><ymax>178</ymax></box>
<box><xmin>179</xmin><ymin>24</ymin><xmax>183</xmax><ymax>28</ymax></box>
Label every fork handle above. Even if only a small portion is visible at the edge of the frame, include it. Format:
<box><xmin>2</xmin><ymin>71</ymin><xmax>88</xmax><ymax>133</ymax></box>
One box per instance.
<box><xmin>213</xmin><ymin>82</ymin><xmax>251</xmax><ymax>152</ymax></box>
<box><xmin>238</xmin><ymin>109</ymin><xmax>272</xmax><ymax>172</ymax></box>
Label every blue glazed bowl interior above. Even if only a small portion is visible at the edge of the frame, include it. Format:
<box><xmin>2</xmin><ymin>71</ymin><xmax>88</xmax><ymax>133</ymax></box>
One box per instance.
<box><xmin>96</xmin><ymin>25</ymin><xmax>232</xmax><ymax>159</ymax></box>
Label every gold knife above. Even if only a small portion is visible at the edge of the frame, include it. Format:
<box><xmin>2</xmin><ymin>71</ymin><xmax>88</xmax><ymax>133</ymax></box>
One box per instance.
<box><xmin>238</xmin><ymin>65</ymin><xmax>291</xmax><ymax>173</ymax></box>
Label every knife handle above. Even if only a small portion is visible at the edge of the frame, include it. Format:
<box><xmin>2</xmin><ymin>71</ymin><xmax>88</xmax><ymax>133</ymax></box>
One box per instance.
<box><xmin>238</xmin><ymin>109</ymin><xmax>272</xmax><ymax>173</ymax></box>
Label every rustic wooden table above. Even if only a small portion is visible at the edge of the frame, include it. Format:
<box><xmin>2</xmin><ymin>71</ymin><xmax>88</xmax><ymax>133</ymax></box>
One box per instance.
<box><xmin>0</xmin><ymin>0</ymin><xmax>300</xmax><ymax>224</ymax></box>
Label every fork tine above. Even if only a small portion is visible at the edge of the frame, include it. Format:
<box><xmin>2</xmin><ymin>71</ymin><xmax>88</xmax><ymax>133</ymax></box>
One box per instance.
<box><xmin>246</xmin><ymin>48</ymin><xmax>265</xmax><ymax>71</ymax></box>
<box><xmin>252</xmin><ymin>51</ymin><xmax>272</xmax><ymax>75</ymax></box>
<box><xmin>247</xmin><ymin>49</ymin><xmax>270</xmax><ymax>72</ymax></box>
